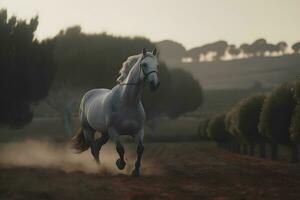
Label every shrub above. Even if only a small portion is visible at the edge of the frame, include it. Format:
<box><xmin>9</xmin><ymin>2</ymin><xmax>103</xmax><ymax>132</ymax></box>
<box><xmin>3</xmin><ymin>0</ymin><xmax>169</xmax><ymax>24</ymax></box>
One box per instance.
<box><xmin>259</xmin><ymin>81</ymin><xmax>299</xmax><ymax>161</ymax></box>
<box><xmin>234</xmin><ymin>94</ymin><xmax>266</xmax><ymax>156</ymax></box>
<box><xmin>208</xmin><ymin>113</ymin><xmax>233</xmax><ymax>147</ymax></box>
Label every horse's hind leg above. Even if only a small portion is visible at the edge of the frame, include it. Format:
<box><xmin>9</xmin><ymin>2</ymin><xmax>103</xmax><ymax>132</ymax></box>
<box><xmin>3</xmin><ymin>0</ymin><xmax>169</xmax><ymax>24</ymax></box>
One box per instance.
<box><xmin>95</xmin><ymin>132</ymin><xmax>109</xmax><ymax>162</ymax></box>
<box><xmin>82</xmin><ymin>126</ymin><xmax>99</xmax><ymax>163</ymax></box>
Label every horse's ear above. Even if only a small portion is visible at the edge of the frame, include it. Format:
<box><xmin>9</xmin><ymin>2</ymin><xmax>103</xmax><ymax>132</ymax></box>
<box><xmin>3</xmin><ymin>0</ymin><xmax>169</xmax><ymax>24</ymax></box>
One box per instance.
<box><xmin>152</xmin><ymin>48</ymin><xmax>157</xmax><ymax>56</ymax></box>
<box><xmin>142</xmin><ymin>48</ymin><xmax>147</xmax><ymax>56</ymax></box>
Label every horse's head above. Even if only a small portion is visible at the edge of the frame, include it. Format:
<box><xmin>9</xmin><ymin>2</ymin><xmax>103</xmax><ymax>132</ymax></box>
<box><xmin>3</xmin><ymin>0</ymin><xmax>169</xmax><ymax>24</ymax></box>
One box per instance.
<box><xmin>140</xmin><ymin>48</ymin><xmax>160</xmax><ymax>92</ymax></box>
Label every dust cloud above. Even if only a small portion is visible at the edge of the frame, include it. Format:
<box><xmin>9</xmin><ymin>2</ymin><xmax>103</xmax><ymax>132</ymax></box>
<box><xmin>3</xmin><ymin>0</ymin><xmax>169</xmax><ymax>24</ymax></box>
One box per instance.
<box><xmin>0</xmin><ymin>140</ymin><xmax>162</xmax><ymax>175</ymax></box>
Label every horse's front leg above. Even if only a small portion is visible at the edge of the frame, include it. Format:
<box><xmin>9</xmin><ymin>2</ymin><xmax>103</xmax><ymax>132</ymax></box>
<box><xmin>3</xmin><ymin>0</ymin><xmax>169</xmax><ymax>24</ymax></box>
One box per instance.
<box><xmin>132</xmin><ymin>130</ymin><xmax>144</xmax><ymax>177</ymax></box>
<box><xmin>108</xmin><ymin>128</ymin><xmax>126</xmax><ymax>170</ymax></box>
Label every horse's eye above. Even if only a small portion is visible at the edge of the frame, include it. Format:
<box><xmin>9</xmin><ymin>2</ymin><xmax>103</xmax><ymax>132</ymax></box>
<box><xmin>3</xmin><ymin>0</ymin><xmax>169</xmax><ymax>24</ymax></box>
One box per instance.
<box><xmin>157</xmin><ymin>65</ymin><xmax>160</xmax><ymax>68</ymax></box>
<box><xmin>142</xmin><ymin>63</ymin><xmax>147</xmax><ymax>68</ymax></box>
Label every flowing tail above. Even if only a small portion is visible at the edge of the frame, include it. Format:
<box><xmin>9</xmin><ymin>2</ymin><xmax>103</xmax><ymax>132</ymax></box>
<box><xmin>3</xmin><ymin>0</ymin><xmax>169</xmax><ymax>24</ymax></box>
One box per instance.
<box><xmin>71</xmin><ymin>127</ymin><xmax>89</xmax><ymax>153</ymax></box>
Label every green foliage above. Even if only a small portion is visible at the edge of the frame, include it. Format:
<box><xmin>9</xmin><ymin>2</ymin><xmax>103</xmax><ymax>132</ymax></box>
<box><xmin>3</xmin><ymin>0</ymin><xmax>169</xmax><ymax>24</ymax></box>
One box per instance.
<box><xmin>166</xmin><ymin>68</ymin><xmax>203</xmax><ymax>118</ymax></box>
<box><xmin>0</xmin><ymin>9</ymin><xmax>55</xmax><ymax>127</ymax></box>
<box><xmin>228</xmin><ymin>45</ymin><xmax>240</xmax><ymax>58</ymax></box>
<box><xmin>292</xmin><ymin>42</ymin><xmax>300</xmax><ymax>53</ymax></box>
<box><xmin>294</xmin><ymin>81</ymin><xmax>300</xmax><ymax>100</ymax></box>
<box><xmin>290</xmin><ymin>81</ymin><xmax>300</xmax><ymax>143</ymax></box>
<box><xmin>290</xmin><ymin>104</ymin><xmax>300</xmax><ymax>143</ymax></box>
<box><xmin>208</xmin><ymin>113</ymin><xmax>232</xmax><ymax>143</ymax></box>
<box><xmin>53</xmin><ymin>26</ymin><xmax>155</xmax><ymax>88</ymax></box>
<box><xmin>258</xmin><ymin>82</ymin><xmax>297</xmax><ymax>145</ymax></box>
<box><xmin>233</xmin><ymin>94</ymin><xmax>266</xmax><ymax>143</ymax></box>
<box><xmin>225</xmin><ymin>106</ymin><xmax>240</xmax><ymax>138</ymax></box>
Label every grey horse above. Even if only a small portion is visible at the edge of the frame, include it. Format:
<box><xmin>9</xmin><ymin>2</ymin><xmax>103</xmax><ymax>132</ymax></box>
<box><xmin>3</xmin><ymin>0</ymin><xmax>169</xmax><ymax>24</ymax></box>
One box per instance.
<box><xmin>72</xmin><ymin>48</ymin><xmax>160</xmax><ymax>176</ymax></box>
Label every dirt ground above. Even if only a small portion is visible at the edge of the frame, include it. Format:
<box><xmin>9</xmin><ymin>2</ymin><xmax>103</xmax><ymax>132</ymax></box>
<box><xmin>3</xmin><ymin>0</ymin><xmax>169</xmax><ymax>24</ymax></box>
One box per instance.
<box><xmin>0</xmin><ymin>141</ymin><xmax>300</xmax><ymax>200</ymax></box>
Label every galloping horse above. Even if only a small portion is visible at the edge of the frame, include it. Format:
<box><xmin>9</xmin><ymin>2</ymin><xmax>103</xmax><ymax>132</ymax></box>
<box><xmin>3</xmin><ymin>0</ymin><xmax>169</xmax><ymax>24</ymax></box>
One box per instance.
<box><xmin>72</xmin><ymin>48</ymin><xmax>160</xmax><ymax>176</ymax></box>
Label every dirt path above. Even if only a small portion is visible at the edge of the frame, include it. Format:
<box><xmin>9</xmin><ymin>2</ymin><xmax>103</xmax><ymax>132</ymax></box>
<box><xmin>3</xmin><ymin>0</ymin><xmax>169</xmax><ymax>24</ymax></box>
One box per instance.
<box><xmin>1</xmin><ymin>142</ymin><xmax>300</xmax><ymax>200</ymax></box>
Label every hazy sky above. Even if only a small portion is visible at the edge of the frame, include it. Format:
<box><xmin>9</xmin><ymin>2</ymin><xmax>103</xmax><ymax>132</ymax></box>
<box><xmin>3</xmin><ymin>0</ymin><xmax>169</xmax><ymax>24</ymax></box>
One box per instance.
<box><xmin>1</xmin><ymin>0</ymin><xmax>299</xmax><ymax>49</ymax></box>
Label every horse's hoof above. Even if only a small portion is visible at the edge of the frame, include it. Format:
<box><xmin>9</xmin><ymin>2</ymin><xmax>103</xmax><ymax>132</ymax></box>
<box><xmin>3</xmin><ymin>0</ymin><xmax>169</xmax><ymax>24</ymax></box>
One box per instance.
<box><xmin>131</xmin><ymin>169</ymin><xmax>140</xmax><ymax>177</ymax></box>
<box><xmin>116</xmin><ymin>158</ymin><xmax>126</xmax><ymax>170</ymax></box>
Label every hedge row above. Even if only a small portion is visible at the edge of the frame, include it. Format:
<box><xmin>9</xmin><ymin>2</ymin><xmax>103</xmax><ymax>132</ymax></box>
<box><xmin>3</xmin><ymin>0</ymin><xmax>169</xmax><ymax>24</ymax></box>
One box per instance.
<box><xmin>199</xmin><ymin>81</ymin><xmax>300</xmax><ymax>163</ymax></box>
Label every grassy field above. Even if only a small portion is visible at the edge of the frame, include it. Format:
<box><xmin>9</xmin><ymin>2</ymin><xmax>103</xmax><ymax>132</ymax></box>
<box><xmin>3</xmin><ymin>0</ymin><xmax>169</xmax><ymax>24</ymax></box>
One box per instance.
<box><xmin>1</xmin><ymin>141</ymin><xmax>300</xmax><ymax>200</ymax></box>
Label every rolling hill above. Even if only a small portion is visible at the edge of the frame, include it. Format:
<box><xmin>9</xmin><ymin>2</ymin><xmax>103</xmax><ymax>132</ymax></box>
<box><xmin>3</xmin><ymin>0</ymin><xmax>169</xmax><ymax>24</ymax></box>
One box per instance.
<box><xmin>156</xmin><ymin>41</ymin><xmax>300</xmax><ymax>89</ymax></box>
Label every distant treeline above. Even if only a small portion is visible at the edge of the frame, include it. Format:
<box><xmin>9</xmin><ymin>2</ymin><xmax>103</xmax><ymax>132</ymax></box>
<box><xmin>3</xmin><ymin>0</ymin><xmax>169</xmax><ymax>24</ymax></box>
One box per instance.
<box><xmin>0</xmin><ymin>9</ymin><xmax>203</xmax><ymax>130</ymax></box>
<box><xmin>198</xmin><ymin>81</ymin><xmax>300</xmax><ymax>163</ymax></box>
<box><xmin>156</xmin><ymin>39</ymin><xmax>300</xmax><ymax>64</ymax></box>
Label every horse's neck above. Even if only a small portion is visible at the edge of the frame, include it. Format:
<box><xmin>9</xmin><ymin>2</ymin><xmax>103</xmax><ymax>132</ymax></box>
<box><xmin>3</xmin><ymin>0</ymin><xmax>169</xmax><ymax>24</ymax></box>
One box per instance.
<box><xmin>121</xmin><ymin>63</ymin><xmax>143</xmax><ymax>106</ymax></box>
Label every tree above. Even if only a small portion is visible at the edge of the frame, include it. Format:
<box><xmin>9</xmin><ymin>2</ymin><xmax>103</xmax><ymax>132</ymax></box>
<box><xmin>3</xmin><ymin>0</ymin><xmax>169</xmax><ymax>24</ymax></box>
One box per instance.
<box><xmin>186</xmin><ymin>46</ymin><xmax>207</xmax><ymax>62</ymax></box>
<box><xmin>185</xmin><ymin>40</ymin><xmax>228</xmax><ymax>62</ymax></box>
<box><xmin>228</xmin><ymin>45</ymin><xmax>241</xmax><ymax>59</ymax></box>
<box><xmin>211</xmin><ymin>41</ymin><xmax>228</xmax><ymax>60</ymax></box>
<box><xmin>225</xmin><ymin>104</ymin><xmax>243</xmax><ymax>154</ymax></box>
<box><xmin>265</xmin><ymin>44</ymin><xmax>279</xmax><ymax>56</ymax></box>
<box><xmin>258</xmin><ymin>82</ymin><xmax>299</xmax><ymax>162</ymax></box>
<box><xmin>155</xmin><ymin>40</ymin><xmax>186</xmax><ymax>65</ymax></box>
<box><xmin>290</xmin><ymin>104</ymin><xmax>300</xmax><ymax>144</ymax></box>
<box><xmin>289</xmin><ymin>81</ymin><xmax>300</xmax><ymax>162</ymax></box>
<box><xmin>276</xmin><ymin>41</ymin><xmax>288</xmax><ymax>55</ymax></box>
<box><xmin>233</xmin><ymin>94</ymin><xmax>267</xmax><ymax>157</ymax></box>
<box><xmin>53</xmin><ymin>26</ymin><xmax>156</xmax><ymax>89</ymax></box>
<box><xmin>292</xmin><ymin>42</ymin><xmax>300</xmax><ymax>53</ymax></box>
<box><xmin>251</xmin><ymin>38</ymin><xmax>268</xmax><ymax>57</ymax></box>
<box><xmin>165</xmin><ymin>68</ymin><xmax>203</xmax><ymax>119</ymax></box>
<box><xmin>0</xmin><ymin>9</ymin><xmax>55</xmax><ymax>128</ymax></box>
<box><xmin>208</xmin><ymin>113</ymin><xmax>233</xmax><ymax>148</ymax></box>
<box><xmin>240</xmin><ymin>43</ymin><xmax>253</xmax><ymax>58</ymax></box>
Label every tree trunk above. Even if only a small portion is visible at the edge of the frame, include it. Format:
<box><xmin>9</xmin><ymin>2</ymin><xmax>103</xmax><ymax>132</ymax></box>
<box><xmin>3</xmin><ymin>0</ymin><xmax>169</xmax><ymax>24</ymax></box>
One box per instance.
<box><xmin>259</xmin><ymin>142</ymin><xmax>266</xmax><ymax>158</ymax></box>
<box><xmin>270</xmin><ymin>142</ymin><xmax>278</xmax><ymax>160</ymax></box>
<box><xmin>291</xmin><ymin>143</ymin><xmax>299</xmax><ymax>163</ymax></box>
<box><xmin>242</xmin><ymin>144</ymin><xmax>248</xmax><ymax>155</ymax></box>
<box><xmin>249</xmin><ymin>143</ymin><xmax>255</xmax><ymax>156</ymax></box>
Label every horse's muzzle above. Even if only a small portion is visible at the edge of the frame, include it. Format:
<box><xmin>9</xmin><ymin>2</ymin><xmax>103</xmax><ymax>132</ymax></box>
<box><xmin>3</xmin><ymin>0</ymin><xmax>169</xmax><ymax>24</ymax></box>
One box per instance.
<box><xmin>149</xmin><ymin>81</ymin><xmax>160</xmax><ymax>92</ymax></box>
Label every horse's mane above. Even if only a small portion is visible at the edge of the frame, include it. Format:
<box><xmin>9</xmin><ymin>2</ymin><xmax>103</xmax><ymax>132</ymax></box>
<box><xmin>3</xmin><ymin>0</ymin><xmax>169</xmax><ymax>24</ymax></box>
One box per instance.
<box><xmin>117</xmin><ymin>54</ymin><xmax>142</xmax><ymax>83</ymax></box>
